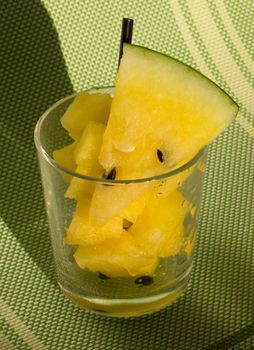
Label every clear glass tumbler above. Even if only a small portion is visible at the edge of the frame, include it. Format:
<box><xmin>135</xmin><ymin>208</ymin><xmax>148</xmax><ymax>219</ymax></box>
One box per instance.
<box><xmin>34</xmin><ymin>87</ymin><xmax>207</xmax><ymax>317</ymax></box>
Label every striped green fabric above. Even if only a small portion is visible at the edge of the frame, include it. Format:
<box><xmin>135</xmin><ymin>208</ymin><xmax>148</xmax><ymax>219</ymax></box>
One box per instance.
<box><xmin>0</xmin><ymin>0</ymin><xmax>253</xmax><ymax>349</ymax></box>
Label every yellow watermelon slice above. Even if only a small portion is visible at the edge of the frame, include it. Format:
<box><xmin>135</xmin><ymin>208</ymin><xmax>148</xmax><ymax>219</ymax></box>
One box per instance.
<box><xmin>61</xmin><ymin>92</ymin><xmax>112</xmax><ymax>140</ymax></box>
<box><xmin>99</xmin><ymin>44</ymin><xmax>238</xmax><ymax>179</ymax></box>
<box><xmin>63</xmin><ymin>44</ymin><xmax>238</xmax><ymax>278</ymax></box>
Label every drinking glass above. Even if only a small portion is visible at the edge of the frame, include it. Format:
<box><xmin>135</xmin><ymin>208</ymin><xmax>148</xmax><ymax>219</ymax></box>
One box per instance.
<box><xmin>34</xmin><ymin>87</ymin><xmax>207</xmax><ymax>317</ymax></box>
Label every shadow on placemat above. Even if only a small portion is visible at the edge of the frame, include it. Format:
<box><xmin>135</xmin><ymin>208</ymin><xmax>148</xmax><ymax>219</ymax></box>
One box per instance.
<box><xmin>75</xmin><ymin>301</ymin><xmax>253</xmax><ymax>350</ymax></box>
<box><xmin>203</xmin><ymin>324</ymin><xmax>254</xmax><ymax>350</ymax></box>
<box><xmin>0</xmin><ymin>0</ymin><xmax>73</xmax><ymax>281</ymax></box>
<box><xmin>1</xmin><ymin>2</ymin><xmax>253</xmax><ymax>349</ymax></box>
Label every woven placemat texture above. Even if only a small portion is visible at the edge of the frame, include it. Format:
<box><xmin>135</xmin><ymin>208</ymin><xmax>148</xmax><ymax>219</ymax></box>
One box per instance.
<box><xmin>0</xmin><ymin>0</ymin><xmax>253</xmax><ymax>349</ymax></box>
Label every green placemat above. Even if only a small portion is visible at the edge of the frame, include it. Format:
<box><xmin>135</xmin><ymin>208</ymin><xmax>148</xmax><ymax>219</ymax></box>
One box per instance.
<box><xmin>0</xmin><ymin>0</ymin><xmax>253</xmax><ymax>349</ymax></box>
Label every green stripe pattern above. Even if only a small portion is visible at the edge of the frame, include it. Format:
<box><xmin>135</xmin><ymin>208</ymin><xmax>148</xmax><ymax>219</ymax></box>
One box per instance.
<box><xmin>1</xmin><ymin>0</ymin><xmax>253</xmax><ymax>349</ymax></box>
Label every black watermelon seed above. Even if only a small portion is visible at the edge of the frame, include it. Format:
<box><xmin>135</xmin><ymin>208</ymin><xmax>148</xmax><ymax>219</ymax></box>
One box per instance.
<box><xmin>135</xmin><ymin>276</ymin><xmax>154</xmax><ymax>286</ymax></box>
<box><xmin>98</xmin><ymin>272</ymin><xmax>110</xmax><ymax>280</ymax></box>
<box><xmin>123</xmin><ymin>218</ymin><xmax>133</xmax><ymax>231</ymax></box>
<box><xmin>102</xmin><ymin>168</ymin><xmax>116</xmax><ymax>180</ymax></box>
<box><xmin>157</xmin><ymin>149</ymin><xmax>164</xmax><ymax>163</ymax></box>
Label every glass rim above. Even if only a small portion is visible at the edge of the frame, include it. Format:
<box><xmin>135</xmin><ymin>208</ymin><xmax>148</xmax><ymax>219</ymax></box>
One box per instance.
<box><xmin>34</xmin><ymin>87</ymin><xmax>207</xmax><ymax>184</ymax></box>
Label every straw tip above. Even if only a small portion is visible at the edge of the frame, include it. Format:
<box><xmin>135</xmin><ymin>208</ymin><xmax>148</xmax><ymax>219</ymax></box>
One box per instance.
<box><xmin>122</xmin><ymin>18</ymin><xmax>133</xmax><ymax>24</ymax></box>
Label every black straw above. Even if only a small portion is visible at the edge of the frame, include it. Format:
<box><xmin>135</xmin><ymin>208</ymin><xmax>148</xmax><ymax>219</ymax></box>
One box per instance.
<box><xmin>118</xmin><ymin>18</ymin><xmax>134</xmax><ymax>67</ymax></box>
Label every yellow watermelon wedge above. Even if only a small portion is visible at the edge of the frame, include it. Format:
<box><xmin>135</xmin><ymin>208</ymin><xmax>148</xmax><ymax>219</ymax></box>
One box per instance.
<box><xmin>99</xmin><ymin>44</ymin><xmax>238</xmax><ymax>179</ymax></box>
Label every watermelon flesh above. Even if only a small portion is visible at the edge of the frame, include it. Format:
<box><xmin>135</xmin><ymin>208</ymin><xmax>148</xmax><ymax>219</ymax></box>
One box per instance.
<box><xmin>99</xmin><ymin>44</ymin><xmax>238</xmax><ymax>179</ymax></box>
<box><xmin>54</xmin><ymin>44</ymin><xmax>238</xmax><ymax>278</ymax></box>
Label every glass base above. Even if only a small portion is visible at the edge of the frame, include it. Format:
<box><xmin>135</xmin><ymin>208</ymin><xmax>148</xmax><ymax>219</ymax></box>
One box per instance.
<box><xmin>58</xmin><ymin>273</ymin><xmax>189</xmax><ymax>318</ymax></box>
